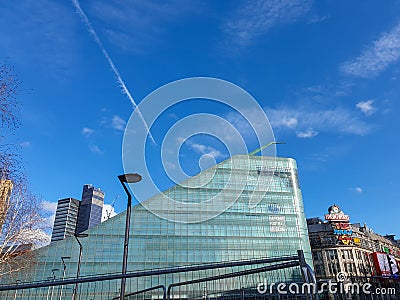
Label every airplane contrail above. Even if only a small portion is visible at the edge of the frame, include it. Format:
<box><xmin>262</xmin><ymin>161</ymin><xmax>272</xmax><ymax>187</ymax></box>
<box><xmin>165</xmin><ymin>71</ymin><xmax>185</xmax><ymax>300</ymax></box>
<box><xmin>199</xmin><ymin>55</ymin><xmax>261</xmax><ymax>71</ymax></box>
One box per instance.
<box><xmin>71</xmin><ymin>0</ymin><xmax>156</xmax><ymax>144</ymax></box>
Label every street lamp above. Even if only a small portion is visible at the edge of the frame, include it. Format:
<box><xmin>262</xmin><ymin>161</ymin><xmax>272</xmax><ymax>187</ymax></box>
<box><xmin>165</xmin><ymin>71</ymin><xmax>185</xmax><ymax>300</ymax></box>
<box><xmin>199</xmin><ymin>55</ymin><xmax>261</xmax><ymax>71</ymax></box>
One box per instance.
<box><xmin>50</xmin><ymin>269</ymin><xmax>59</xmax><ymax>300</ymax></box>
<box><xmin>46</xmin><ymin>277</ymin><xmax>53</xmax><ymax>300</ymax></box>
<box><xmin>59</xmin><ymin>256</ymin><xmax>71</xmax><ymax>300</ymax></box>
<box><xmin>118</xmin><ymin>173</ymin><xmax>142</xmax><ymax>300</ymax></box>
<box><xmin>73</xmin><ymin>233</ymin><xmax>88</xmax><ymax>300</ymax></box>
<box><xmin>13</xmin><ymin>280</ymin><xmax>20</xmax><ymax>300</ymax></box>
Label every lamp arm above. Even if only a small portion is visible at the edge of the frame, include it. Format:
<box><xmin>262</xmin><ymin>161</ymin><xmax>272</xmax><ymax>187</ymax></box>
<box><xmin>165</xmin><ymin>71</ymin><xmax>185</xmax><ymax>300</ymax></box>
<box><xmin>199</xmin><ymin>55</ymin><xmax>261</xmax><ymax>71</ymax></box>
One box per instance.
<box><xmin>120</xmin><ymin>182</ymin><xmax>132</xmax><ymax>206</ymax></box>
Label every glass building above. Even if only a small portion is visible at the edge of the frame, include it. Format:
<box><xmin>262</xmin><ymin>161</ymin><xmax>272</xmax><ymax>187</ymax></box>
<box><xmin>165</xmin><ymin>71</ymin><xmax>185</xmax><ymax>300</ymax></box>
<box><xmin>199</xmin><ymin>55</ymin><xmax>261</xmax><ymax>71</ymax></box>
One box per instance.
<box><xmin>4</xmin><ymin>155</ymin><xmax>312</xmax><ymax>299</ymax></box>
<box><xmin>76</xmin><ymin>184</ymin><xmax>105</xmax><ymax>234</ymax></box>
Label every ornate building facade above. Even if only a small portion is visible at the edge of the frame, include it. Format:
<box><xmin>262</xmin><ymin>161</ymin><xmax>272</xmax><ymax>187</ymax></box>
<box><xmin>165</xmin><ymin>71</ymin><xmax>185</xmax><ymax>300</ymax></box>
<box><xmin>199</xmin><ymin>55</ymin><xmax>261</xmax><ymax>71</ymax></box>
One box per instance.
<box><xmin>308</xmin><ymin>205</ymin><xmax>400</xmax><ymax>282</ymax></box>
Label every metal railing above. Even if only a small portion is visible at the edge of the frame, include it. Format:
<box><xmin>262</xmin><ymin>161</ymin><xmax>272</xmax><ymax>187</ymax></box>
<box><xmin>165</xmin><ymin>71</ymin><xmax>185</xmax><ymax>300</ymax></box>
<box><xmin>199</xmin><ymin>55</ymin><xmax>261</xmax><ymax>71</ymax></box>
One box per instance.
<box><xmin>0</xmin><ymin>250</ymin><xmax>316</xmax><ymax>300</ymax></box>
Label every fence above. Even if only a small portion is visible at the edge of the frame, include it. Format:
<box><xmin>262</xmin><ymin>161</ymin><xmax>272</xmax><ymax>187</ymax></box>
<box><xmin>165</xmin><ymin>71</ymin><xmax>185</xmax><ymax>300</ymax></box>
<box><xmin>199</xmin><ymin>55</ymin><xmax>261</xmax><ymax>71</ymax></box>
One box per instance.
<box><xmin>0</xmin><ymin>250</ymin><xmax>316</xmax><ymax>300</ymax></box>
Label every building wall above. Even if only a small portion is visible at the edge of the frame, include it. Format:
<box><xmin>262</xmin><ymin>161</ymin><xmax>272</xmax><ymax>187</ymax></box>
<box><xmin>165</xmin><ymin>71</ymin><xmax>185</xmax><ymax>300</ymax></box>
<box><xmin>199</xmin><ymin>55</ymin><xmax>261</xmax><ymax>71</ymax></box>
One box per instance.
<box><xmin>76</xmin><ymin>184</ymin><xmax>104</xmax><ymax>234</ymax></box>
<box><xmin>311</xmin><ymin>246</ymin><xmax>376</xmax><ymax>279</ymax></box>
<box><xmin>51</xmin><ymin>198</ymin><xmax>80</xmax><ymax>242</ymax></box>
<box><xmin>0</xmin><ymin>179</ymin><xmax>13</xmax><ymax>232</ymax></box>
<box><xmin>5</xmin><ymin>155</ymin><xmax>312</xmax><ymax>299</ymax></box>
<box><xmin>308</xmin><ymin>215</ymin><xmax>400</xmax><ymax>281</ymax></box>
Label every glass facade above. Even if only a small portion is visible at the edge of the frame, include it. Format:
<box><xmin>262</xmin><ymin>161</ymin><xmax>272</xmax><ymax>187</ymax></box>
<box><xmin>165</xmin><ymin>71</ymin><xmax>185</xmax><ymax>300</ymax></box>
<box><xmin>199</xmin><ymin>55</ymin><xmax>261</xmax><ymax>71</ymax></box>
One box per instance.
<box><xmin>76</xmin><ymin>184</ymin><xmax>104</xmax><ymax>234</ymax></box>
<box><xmin>4</xmin><ymin>155</ymin><xmax>312</xmax><ymax>298</ymax></box>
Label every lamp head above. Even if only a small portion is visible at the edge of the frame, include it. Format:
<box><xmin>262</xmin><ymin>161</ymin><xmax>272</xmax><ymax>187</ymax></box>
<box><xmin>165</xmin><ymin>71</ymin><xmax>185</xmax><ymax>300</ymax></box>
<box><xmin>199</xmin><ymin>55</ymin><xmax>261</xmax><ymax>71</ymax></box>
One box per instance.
<box><xmin>75</xmin><ymin>233</ymin><xmax>89</xmax><ymax>238</ymax></box>
<box><xmin>118</xmin><ymin>173</ymin><xmax>142</xmax><ymax>184</ymax></box>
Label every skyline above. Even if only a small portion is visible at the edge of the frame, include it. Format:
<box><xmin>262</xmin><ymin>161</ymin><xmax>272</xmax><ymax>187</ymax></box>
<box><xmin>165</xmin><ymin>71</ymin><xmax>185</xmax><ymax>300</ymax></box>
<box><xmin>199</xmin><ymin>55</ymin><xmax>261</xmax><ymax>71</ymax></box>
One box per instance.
<box><xmin>1</xmin><ymin>1</ymin><xmax>400</xmax><ymax>237</ymax></box>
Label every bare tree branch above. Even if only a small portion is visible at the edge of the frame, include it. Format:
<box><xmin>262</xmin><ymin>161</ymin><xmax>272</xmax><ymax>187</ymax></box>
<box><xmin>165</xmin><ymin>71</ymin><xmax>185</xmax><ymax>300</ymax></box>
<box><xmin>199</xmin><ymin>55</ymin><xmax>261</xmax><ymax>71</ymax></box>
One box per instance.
<box><xmin>0</xmin><ymin>182</ymin><xmax>50</xmax><ymax>276</ymax></box>
<box><xmin>0</xmin><ymin>61</ymin><xmax>21</xmax><ymax>130</ymax></box>
<box><xmin>0</xmin><ymin>60</ymin><xmax>23</xmax><ymax>183</ymax></box>
<box><xmin>0</xmin><ymin>60</ymin><xmax>49</xmax><ymax>277</ymax></box>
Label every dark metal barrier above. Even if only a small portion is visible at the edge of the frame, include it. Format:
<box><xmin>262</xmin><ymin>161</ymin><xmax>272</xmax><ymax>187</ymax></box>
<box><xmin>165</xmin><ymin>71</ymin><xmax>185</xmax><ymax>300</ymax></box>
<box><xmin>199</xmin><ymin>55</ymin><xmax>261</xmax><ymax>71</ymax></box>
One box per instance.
<box><xmin>0</xmin><ymin>250</ymin><xmax>316</xmax><ymax>299</ymax></box>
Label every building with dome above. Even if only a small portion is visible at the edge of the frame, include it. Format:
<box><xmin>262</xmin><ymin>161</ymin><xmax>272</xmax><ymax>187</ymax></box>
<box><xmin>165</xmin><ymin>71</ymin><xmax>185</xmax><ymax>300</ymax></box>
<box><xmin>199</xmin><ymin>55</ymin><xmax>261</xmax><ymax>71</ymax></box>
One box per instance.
<box><xmin>307</xmin><ymin>205</ymin><xmax>400</xmax><ymax>282</ymax></box>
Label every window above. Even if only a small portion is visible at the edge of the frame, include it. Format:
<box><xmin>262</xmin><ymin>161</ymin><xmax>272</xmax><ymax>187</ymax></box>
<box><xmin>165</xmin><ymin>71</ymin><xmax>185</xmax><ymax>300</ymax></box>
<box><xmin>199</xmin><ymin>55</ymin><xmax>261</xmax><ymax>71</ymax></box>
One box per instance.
<box><xmin>315</xmin><ymin>264</ymin><xmax>321</xmax><ymax>275</ymax></box>
<box><xmin>327</xmin><ymin>249</ymin><xmax>337</xmax><ymax>260</ymax></box>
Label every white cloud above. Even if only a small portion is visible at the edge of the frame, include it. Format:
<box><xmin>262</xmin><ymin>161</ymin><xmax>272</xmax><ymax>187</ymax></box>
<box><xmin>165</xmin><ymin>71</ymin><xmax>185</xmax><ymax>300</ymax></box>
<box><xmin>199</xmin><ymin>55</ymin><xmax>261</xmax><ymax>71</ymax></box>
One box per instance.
<box><xmin>112</xmin><ymin>115</ymin><xmax>126</xmax><ymax>131</ymax></box>
<box><xmin>168</xmin><ymin>113</ymin><xmax>179</xmax><ymax>120</ymax></box>
<box><xmin>45</xmin><ymin>214</ymin><xmax>56</xmax><ymax>229</ymax></box>
<box><xmin>296</xmin><ymin>128</ymin><xmax>318</xmax><ymax>138</ymax></box>
<box><xmin>190</xmin><ymin>143</ymin><xmax>207</xmax><ymax>153</ymax></box>
<box><xmin>224</xmin><ymin>0</ymin><xmax>313</xmax><ymax>47</ymax></box>
<box><xmin>41</xmin><ymin>201</ymin><xmax>57</xmax><ymax>231</ymax></box>
<box><xmin>0</xmin><ymin>1</ymin><xmax>79</xmax><ymax>76</ymax></box>
<box><xmin>102</xmin><ymin>204</ymin><xmax>117</xmax><ymax>222</ymax></box>
<box><xmin>82</xmin><ymin>127</ymin><xmax>95</xmax><ymax>137</ymax></box>
<box><xmin>307</xmin><ymin>15</ymin><xmax>329</xmax><ymax>24</ymax></box>
<box><xmin>89</xmin><ymin>144</ymin><xmax>103</xmax><ymax>154</ymax></box>
<box><xmin>20</xmin><ymin>141</ymin><xmax>31</xmax><ymax>147</ymax></box>
<box><xmin>42</xmin><ymin>200</ymin><xmax>57</xmax><ymax>213</ymax></box>
<box><xmin>266</xmin><ymin>106</ymin><xmax>371</xmax><ymax>136</ymax></box>
<box><xmin>15</xmin><ymin>228</ymin><xmax>51</xmax><ymax>248</ymax></box>
<box><xmin>356</xmin><ymin>100</ymin><xmax>377</xmax><ymax>116</ymax></box>
<box><xmin>341</xmin><ymin>22</ymin><xmax>400</xmax><ymax>78</ymax></box>
<box><xmin>355</xmin><ymin>187</ymin><xmax>363</xmax><ymax>193</ymax></box>
<box><xmin>224</xmin><ymin>108</ymin><xmax>276</xmax><ymax>146</ymax></box>
<box><xmin>182</xmin><ymin>139</ymin><xmax>226</xmax><ymax>159</ymax></box>
<box><xmin>89</xmin><ymin>0</ymin><xmax>200</xmax><ymax>53</ymax></box>
<box><xmin>300</xmin><ymin>81</ymin><xmax>355</xmax><ymax>99</ymax></box>
<box><xmin>208</xmin><ymin>149</ymin><xmax>225</xmax><ymax>159</ymax></box>
<box><xmin>190</xmin><ymin>143</ymin><xmax>225</xmax><ymax>159</ymax></box>
<box><xmin>72</xmin><ymin>0</ymin><xmax>155</xmax><ymax>143</ymax></box>
<box><xmin>164</xmin><ymin>161</ymin><xmax>177</xmax><ymax>170</ymax></box>
<box><xmin>272</xmin><ymin>116</ymin><xmax>298</xmax><ymax>129</ymax></box>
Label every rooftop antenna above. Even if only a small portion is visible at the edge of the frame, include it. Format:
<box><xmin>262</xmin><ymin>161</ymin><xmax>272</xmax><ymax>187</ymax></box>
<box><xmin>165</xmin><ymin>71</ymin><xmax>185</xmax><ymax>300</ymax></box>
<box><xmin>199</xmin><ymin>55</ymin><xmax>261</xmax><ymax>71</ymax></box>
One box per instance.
<box><xmin>105</xmin><ymin>195</ymin><xmax>119</xmax><ymax>220</ymax></box>
<box><xmin>248</xmin><ymin>142</ymin><xmax>286</xmax><ymax>156</ymax></box>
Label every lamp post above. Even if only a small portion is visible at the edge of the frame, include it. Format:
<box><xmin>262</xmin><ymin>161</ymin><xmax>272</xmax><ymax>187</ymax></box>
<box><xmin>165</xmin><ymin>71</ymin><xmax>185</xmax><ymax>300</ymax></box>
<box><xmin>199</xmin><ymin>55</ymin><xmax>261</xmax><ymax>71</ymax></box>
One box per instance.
<box><xmin>59</xmin><ymin>256</ymin><xmax>70</xmax><ymax>300</ymax></box>
<box><xmin>118</xmin><ymin>173</ymin><xmax>142</xmax><ymax>300</ymax></box>
<box><xmin>50</xmin><ymin>269</ymin><xmax>59</xmax><ymax>300</ymax></box>
<box><xmin>73</xmin><ymin>233</ymin><xmax>88</xmax><ymax>300</ymax></box>
<box><xmin>46</xmin><ymin>277</ymin><xmax>53</xmax><ymax>300</ymax></box>
<box><xmin>13</xmin><ymin>280</ymin><xmax>20</xmax><ymax>300</ymax></box>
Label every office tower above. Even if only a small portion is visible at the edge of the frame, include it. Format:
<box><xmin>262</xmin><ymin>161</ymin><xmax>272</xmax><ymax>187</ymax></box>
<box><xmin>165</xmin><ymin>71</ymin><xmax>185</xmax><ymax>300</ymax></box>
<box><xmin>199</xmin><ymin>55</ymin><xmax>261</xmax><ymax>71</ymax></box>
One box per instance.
<box><xmin>0</xmin><ymin>179</ymin><xmax>13</xmax><ymax>232</ymax></box>
<box><xmin>76</xmin><ymin>184</ymin><xmax>105</xmax><ymax>234</ymax></box>
<box><xmin>51</xmin><ymin>198</ymin><xmax>80</xmax><ymax>242</ymax></box>
<box><xmin>4</xmin><ymin>155</ymin><xmax>312</xmax><ymax>299</ymax></box>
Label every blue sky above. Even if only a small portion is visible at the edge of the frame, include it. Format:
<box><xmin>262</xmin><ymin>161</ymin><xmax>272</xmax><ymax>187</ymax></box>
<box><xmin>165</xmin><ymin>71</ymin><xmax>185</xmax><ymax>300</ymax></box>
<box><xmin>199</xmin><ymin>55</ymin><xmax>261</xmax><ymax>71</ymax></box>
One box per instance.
<box><xmin>1</xmin><ymin>1</ymin><xmax>400</xmax><ymax>236</ymax></box>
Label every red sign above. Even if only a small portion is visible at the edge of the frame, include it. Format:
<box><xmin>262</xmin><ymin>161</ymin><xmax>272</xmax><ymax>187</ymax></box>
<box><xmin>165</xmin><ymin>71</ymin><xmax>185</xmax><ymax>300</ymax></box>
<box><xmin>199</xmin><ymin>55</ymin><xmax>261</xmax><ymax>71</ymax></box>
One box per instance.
<box><xmin>334</xmin><ymin>223</ymin><xmax>351</xmax><ymax>230</ymax></box>
<box><xmin>371</xmin><ymin>252</ymin><xmax>399</xmax><ymax>276</ymax></box>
